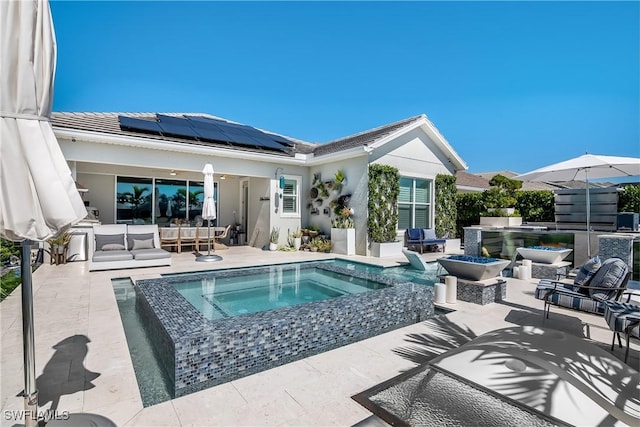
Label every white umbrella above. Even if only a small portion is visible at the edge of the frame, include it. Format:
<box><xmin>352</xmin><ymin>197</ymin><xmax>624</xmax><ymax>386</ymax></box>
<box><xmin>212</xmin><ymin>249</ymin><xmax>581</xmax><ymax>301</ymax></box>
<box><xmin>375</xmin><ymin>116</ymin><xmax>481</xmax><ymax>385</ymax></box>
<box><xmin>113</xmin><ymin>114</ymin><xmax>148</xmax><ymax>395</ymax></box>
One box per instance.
<box><xmin>0</xmin><ymin>0</ymin><xmax>87</xmax><ymax>425</ymax></box>
<box><xmin>196</xmin><ymin>163</ymin><xmax>221</xmax><ymax>262</ymax></box>
<box><xmin>515</xmin><ymin>154</ymin><xmax>640</xmax><ymax>256</ymax></box>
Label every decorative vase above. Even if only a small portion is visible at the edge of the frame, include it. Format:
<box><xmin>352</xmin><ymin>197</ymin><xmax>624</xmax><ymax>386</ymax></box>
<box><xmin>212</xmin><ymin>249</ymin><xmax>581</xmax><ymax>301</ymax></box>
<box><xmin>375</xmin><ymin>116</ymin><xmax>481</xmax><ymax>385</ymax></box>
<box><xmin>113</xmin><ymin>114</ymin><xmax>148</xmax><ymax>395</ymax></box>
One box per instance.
<box><xmin>294</xmin><ymin>237</ymin><xmax>302</xmax><ymax>250</ymax></box>
<box><xmin>269</xmin><ymin>242</ymin><xmax>278</xmax><ymax>251</ymax></box>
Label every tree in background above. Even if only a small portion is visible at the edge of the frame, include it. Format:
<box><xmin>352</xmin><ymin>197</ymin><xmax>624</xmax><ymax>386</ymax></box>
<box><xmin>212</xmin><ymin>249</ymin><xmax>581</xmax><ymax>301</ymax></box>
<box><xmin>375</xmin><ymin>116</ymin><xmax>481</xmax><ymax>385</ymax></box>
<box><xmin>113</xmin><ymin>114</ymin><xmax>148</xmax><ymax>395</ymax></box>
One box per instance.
<box><xmin>618</xmin><ymin>184</ymin><xmax>640</xmax><ymax>213</ymax></box>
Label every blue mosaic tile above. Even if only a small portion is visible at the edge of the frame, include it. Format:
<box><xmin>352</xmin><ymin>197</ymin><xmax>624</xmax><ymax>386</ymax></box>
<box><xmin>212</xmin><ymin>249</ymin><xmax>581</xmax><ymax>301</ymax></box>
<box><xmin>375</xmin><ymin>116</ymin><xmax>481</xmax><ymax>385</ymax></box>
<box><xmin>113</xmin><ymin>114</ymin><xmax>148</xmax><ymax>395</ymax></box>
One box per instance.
<box><xmin>135</xmin><ymin>261</ymin><xmax>435</xmax><ymax>397</ymax></box>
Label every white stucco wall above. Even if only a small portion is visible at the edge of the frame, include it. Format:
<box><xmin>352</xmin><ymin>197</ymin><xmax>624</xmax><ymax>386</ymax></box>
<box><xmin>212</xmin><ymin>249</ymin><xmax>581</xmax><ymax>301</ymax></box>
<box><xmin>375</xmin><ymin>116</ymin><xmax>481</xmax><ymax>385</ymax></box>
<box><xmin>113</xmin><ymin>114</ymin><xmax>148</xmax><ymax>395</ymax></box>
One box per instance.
<box><xmin>308</xmin><ymin>157</ymin><xmax>369</xmax><ymax>255</ymax></box>
<box><xmin>76</xmin><ymin>173</ymin><xmax>116</xmax><ymax>224</ymax></box>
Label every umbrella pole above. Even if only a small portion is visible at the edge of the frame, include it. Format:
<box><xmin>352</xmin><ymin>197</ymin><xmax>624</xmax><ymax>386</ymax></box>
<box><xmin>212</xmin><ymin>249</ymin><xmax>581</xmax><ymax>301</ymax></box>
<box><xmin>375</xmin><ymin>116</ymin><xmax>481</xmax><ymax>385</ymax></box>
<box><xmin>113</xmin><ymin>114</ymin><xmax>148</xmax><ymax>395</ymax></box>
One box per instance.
<box><xmin>21</xmin><ymin>240</ymin><xmax>38</xmax><ymax>427</ymax></box>
<box><xmin>196</xmin><ymin>219</ymin><xmax>222</xmax><ymax>262</ymax></box>
<box><xmin>585</xmin><ymin>170</ymin><xmax>591</xmax><ymax>258</ymax></box>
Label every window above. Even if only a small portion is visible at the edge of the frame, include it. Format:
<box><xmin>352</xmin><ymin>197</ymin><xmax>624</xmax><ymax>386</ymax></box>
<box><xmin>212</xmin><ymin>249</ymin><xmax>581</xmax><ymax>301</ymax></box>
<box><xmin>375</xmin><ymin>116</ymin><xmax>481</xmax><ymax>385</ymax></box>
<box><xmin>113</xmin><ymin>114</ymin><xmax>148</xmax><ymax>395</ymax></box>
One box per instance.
<box><xmin>281</xmin><ymin>176</ymin><xmax>301</xmax><ymax>216</ymax></box>
<box><xmin>398</xmin><ymin>177</ymin><xmax>432</xmax><ymax>229</ymax></box>
<box><xmin>116</xmin><ymin>177</ymin><xmax>153</xmax><ymax>224</ymax></box>
<box><xmin>116</xmin><ymin>176</ymin><xmax>217</xmax><ymax>226</ymax></box>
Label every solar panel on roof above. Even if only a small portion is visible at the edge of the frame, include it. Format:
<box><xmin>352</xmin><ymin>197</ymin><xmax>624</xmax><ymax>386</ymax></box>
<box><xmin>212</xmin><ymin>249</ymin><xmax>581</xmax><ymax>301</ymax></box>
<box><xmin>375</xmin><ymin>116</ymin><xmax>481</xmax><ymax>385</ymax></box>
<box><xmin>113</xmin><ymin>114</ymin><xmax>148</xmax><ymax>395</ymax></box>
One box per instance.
<box><xmin>119</xmin><ymin>116</ymin><xmax>162</xmax><ymax>134</ymax></box>
<box><xmin>155</xmin><ymin>114</ymin><xmax>199</xmax><ymax>139</ymax></box>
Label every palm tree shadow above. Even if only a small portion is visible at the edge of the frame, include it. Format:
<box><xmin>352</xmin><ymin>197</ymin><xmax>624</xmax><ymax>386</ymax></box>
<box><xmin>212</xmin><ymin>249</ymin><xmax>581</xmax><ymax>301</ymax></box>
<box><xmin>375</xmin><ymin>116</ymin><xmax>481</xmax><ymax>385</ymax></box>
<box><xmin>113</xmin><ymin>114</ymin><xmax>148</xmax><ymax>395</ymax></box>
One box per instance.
<box><xmin>392</xmin><ymin>317</ymin><xmax>478</xmax><ymax>365</ymax></box>
<box><xmin>27</xmin><ymin>335</ymin><xmax>100</xmax><ymax>413</ymax></box>
<box><xmin>390</xmin><ymin>316</ymin><xmax>639</xmax><ymax>426</ymax></box>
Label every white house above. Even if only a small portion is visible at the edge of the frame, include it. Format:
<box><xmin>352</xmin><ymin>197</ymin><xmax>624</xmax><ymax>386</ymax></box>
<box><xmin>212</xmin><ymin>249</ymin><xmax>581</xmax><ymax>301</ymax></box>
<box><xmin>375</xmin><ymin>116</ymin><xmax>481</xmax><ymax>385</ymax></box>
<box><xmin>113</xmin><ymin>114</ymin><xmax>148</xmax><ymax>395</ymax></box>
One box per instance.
<box><xmin>53</xmin><ymin>112</ymin><xmax>467</xmax><ymax>255</ymax></box>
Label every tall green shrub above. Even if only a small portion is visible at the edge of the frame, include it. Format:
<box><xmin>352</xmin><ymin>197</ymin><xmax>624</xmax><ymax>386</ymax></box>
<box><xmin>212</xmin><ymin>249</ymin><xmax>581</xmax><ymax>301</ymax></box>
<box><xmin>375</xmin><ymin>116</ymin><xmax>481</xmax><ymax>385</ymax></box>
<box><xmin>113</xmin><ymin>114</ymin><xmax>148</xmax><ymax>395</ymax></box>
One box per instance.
<box><xmin>435</xmin><ymin>174</ymin><xmax>457</xmax><ymax>238</ymax></box>
<box><xmin>456</xmin><ymin>192</ymin><xmax>484</xmax><ymax>239</ymax></box>
<box><xmin>368</xmin><ymin>164</ymin><xmax>399</xmax><ymax>242</ymax></box>
<box><xmin>515</xmin><ymin>190</ymin><xmax>555</xmax><ymax>222</ymax></box>
<box><xmin>618</xmin><ymin>184</ymin><xmax>640</xmax><ymax>213</ymax></box>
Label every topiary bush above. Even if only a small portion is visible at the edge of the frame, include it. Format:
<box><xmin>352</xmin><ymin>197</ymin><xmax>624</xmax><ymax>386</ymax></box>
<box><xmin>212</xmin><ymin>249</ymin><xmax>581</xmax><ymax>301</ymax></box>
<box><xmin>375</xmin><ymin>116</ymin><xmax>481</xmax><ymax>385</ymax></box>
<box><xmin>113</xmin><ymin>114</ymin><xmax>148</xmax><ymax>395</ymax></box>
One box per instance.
<box><xmin>515</xmin><ymin>190</ymin><xmax>555</xmax><ymax>222</ymax></box>
<box><xmin>618</xmin><ymin>184</ymin><xmax>640</xmax><ymax>213</ymax></box>
<box><xmin>435</xmin><ymin>174</ymin><xmax>457</xmax><ymax>238</ymax></box>
<box><xmin>368</xmin><ymin>164</ymin><xmax>400</xmax><ymax>242</ymax></box>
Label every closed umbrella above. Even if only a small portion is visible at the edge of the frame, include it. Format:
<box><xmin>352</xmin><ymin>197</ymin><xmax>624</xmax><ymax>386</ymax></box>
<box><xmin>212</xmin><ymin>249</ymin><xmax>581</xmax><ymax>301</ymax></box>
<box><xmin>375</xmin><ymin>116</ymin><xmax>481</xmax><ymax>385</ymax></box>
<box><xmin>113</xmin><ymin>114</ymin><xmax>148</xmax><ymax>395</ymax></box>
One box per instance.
<box><xmin>196</xmin><ymin>163</ymin><xmax>221</xmax><ymax>262</ymax></box>
<box><xmin>0</xmin><ymin>0</ymin><xmax>87</xmax><ymax>425</ymax></box>
<box><xmin>515</xmin><ymin>154</ymin><xmax>640</xmax><ymax>257</ymax></box>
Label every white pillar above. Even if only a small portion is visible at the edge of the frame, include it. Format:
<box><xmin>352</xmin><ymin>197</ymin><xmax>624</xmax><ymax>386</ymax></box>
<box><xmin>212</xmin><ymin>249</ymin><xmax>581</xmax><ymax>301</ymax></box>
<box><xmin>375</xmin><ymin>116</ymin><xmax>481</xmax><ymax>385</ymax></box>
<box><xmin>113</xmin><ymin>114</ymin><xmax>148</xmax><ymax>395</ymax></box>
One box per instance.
<box><xmin>434</xmin><ymin>283</ymin><xmax>446</xmax><ymax>304</ymax></box>
<box><xmin>445</xmin><ymin>275</ymin><xmax>457</xmax><ymax>303</ymax></box>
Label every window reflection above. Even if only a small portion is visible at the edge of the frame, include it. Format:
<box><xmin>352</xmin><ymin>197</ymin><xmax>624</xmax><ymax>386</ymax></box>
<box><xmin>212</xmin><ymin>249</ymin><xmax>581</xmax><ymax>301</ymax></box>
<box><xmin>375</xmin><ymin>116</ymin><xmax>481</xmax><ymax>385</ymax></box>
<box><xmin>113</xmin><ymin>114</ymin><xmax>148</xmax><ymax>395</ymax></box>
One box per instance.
<box><xmin>116</xmin><ymin>177</ymin><xmax>153</xmax><ymax>224</ymax></box>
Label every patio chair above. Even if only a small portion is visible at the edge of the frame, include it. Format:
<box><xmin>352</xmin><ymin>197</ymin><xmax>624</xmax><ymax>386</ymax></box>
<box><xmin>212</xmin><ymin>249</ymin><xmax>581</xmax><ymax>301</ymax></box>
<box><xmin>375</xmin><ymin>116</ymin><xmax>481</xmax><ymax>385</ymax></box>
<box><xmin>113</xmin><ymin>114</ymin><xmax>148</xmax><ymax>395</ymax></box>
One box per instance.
<box><xmin>404</xmin><ymin>228</ymin><xmax>446</xmax><ymax>253</ymax></box>
<box><xmin>402</xmin><ymin>248</ymin><xmax>429</xmax><ymax>271</ymax></box>
<box><xmin>214</xmin><ymin>224</ymin><xmax>231</xmax><ymax>247</ymax></box>
<box><xmin>179</xmin><ymin>226</ymin><xmax>197</xmax><ymax>253</ymax></box>
<box><xmin>159</xmin><ymin>226</ymin><xmax>180</xmax><ymax>253</ymax></box>
<box><xmin>535</xmin><ymin>257</ymin><xmax>631</xmax><ymax>320</ymax></box>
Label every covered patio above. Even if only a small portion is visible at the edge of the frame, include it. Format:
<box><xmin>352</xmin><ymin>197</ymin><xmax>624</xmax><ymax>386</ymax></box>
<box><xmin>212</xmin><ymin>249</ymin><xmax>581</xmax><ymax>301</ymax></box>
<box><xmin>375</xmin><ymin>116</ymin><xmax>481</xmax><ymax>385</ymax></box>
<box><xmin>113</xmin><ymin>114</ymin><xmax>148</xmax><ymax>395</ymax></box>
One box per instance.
<box><xmin>1</xmin><ymin>248</ymin><xmax>637</xmax><ymax>426</ymax></box>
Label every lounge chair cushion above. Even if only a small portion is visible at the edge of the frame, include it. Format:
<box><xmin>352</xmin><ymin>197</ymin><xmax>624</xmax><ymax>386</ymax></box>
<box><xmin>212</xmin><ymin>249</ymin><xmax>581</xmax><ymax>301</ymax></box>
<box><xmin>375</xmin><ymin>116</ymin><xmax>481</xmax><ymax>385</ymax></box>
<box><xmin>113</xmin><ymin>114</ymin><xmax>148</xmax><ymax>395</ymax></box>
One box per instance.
<box><xmin>573</xmin><ymin>256</ymin><xmax>601</xmax><ymax>293</ymax></box>
<box><xmin>102</xmin><ymin>243</ymin><xmax>126</xmax><ymax>251</ymax></box>
<box><xmin>127</xmin><ymin>232</ymin><xmax>155</xmax><ymax>250</ymax></box>
<box><xmin>589</xmin><ymin>258</ymin><xmax>629</xmax><ymax>301</ymax></box>
<box><xmin>95</xmin><ymin>233</ymin><xmax>126</xmax><ymax>251</ymax></box>
<box><xmin>92</xmin><ymin>250</ymin><xmax>134</xmax><ymax>262</ymax></box>
<box><xmin>131</xmin><ymin>248</ymin><xmax>172</xmax><ymax>260</ymax></box>
<box><xmin>406</xmin><ymin>228</ymin><xmax>422</xmax><ymax>242</ymax></box>
<box><xmin>422</xmin><ymin>228</ymin><xmax>437</xmax><ymax>240</ymax></box>
<box><xmin>130</xmin><ymin>238</ymin><xmax>154</xmax><ymax>250</ymax></box>
<box><xmin>535</xmin><ymin>280</ymin><xmax>606</xmax><ymax>315</ymax></box>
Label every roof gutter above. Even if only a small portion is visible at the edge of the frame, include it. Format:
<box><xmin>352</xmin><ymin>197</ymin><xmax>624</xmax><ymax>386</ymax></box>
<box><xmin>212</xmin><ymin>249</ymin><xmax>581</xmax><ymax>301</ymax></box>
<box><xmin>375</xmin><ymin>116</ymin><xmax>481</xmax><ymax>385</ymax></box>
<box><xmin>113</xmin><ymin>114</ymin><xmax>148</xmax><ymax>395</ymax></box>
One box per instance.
<box><xmin>54</xmin><ymin>128</ymin><xmax>309</xmax><ymax>165</ymax></box>
<box><xmin>305</xmin><ymin>145</ymin><xmax>373</xmax><ymax>166</ymax></box>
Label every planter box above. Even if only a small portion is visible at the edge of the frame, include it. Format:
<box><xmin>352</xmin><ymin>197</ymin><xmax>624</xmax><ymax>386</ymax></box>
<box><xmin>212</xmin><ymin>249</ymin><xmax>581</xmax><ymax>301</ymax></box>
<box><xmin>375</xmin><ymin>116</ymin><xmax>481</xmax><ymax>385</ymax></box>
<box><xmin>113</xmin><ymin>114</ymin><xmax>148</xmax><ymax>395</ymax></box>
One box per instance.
<box><xmin>437</xmin><ymin>256</ymin><xmax>510</xmax><ymax>281</ymax></box>
<box><xmin>516</xmin><ymin>247</ymin><xmax>573</xmax><ymax>264</ymax></box>
<box><xmin>331</xmin><ymin>228</ymin><xmax>355</xmax><ymax>255</ymax></box>
<box><xmin>371</xmin><ymin>241</ymin><xmax>403</xmax><ymax>258</ymax></box>
<box><xmin>479</xmin><ymin>216</ymin><xmax>523</xmax><ymax>227</ymax></box>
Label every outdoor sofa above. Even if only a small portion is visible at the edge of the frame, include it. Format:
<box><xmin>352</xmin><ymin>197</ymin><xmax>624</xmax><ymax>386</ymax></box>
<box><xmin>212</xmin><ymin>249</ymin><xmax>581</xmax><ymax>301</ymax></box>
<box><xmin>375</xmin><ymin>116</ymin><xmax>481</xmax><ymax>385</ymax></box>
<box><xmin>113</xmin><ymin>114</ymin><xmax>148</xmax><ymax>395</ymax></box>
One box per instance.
<box><xmin>89</xmin><ymin>224</ymin><xmax>171</xmax><ymax>271</ymax></box>
<box><xmin>404</xmin><ymin>228</ymin><xmax>446</xmax><ymax>253</ymax></box>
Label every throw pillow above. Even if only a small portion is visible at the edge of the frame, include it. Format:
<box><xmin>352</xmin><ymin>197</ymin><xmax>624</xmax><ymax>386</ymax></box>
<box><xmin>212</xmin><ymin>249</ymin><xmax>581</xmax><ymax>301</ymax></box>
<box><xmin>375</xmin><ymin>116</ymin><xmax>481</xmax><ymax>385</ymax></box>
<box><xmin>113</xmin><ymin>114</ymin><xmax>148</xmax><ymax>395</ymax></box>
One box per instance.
<box><xmin>573</xmin><ymin>256</ymin><xmax>601</xmax><ymax>293</ymax></box>
<box><xmin>102</xmin><ymin>243</ymin><xmax>125</xmax><ymax>251</ymax></box>
<box><xmin>589</xmin><ymin>258</ymin><xmax>629</xmax><ymax>301</ymax></box>
<box><xmin>132</xmin><ymin>239</ymin><xmax>154</xmax><ymax>250</ymax></box>
<box><xmin>95</xmin><ymin>234</ymin><xmax>125</xmax><ymax>251</ymax></box>
<box><xmin>127</xmin><ymin>233</ymin><xmax>155</xmax><ymax>250</ymax></box>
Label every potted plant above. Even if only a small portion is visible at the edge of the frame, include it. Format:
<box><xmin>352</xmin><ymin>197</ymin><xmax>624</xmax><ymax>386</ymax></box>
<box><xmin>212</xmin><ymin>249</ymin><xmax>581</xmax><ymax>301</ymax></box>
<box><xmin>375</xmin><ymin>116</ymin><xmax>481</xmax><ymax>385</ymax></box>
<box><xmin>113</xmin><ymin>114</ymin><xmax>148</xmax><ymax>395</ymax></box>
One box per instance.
<box><xmin>292</xmin><ymin>228</ymin><xmax>302</xmax><ymax>250</ymax></box>
<box><xmin>46</xmin><ymin>230</ymin><xmax>71</xmax><ymax>255</ymax></box>
<box><xmin>479</xmin><ymin>174</ymin><xmax>523</xmax><ymax>227</ymax></box>
<box><xmin>269</xmin><ymin>227</ymin><xmax>279</xmax><ymax>251</ymax></box>
<box><xmin>368</xmin><ymin>164</ymin><xmax>402</xmax><ymax>257</ymax></box>
<box><xmin>331</xmin><ymin>194</ymin><xmax>355</xmax><ymax>255</ymax></box>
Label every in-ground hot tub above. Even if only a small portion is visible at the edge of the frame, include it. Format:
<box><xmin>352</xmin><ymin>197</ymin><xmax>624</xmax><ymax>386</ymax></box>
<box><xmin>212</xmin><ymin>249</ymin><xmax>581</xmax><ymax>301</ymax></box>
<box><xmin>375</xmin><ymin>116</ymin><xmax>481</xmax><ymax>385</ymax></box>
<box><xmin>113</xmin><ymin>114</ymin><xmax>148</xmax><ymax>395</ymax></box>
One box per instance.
<box><xmin>134</xmin><ymin>261</ymin><xmax>434</xmax><ymax>397</ymax></box>
<box><xmin>437</xmin><ymin>255</ymin><xmax>510</xmax><ymax>281</ymax></box>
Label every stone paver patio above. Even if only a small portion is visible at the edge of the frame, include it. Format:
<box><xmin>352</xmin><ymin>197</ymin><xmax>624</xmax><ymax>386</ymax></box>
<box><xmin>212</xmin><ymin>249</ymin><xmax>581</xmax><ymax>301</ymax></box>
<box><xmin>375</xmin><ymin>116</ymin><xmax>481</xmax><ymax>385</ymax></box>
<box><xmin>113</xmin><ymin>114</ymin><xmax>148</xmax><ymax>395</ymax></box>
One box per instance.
<box><xmin>1</xmin><ymin>247</ymin><xmax>637</xmax><ymax>426</ymax></box>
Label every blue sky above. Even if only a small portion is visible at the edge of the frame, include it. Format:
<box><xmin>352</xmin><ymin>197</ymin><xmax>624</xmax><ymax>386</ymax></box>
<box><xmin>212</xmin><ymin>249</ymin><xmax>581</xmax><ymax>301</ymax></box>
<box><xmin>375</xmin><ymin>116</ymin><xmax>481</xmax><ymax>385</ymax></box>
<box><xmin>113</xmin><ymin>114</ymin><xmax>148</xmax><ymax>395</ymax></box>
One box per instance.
<box><xmin>50</xmin><ymin>1</ymin><xmax>639</xmax><ymax>175</ymax></box>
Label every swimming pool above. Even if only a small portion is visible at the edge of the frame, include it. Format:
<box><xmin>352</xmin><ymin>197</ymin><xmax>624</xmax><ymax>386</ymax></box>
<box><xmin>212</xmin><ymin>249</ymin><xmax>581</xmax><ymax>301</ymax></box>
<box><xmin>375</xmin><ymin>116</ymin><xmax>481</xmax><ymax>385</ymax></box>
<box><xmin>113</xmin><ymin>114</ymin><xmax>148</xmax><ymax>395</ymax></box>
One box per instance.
<box><xmin>120</xmin><ymin>259</ymin><xmax>437</xmax><ymax>402</ymax></box>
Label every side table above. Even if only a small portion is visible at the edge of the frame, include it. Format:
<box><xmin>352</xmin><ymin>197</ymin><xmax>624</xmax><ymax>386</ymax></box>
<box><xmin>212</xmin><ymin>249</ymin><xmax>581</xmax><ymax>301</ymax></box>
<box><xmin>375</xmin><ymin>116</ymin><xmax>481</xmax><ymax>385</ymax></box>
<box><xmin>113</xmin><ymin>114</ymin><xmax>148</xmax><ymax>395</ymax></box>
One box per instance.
<box><xmin>604</xmin><ymin>300</ymin><xmax>640</xmax><ymax>363</ymax></box>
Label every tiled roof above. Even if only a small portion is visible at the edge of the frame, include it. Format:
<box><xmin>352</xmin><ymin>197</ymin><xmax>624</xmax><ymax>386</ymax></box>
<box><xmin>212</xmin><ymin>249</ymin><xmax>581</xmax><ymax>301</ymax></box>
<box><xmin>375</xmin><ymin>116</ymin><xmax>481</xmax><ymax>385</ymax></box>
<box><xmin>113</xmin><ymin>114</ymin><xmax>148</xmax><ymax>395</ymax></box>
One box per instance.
<box><xmin>50</xmin><ymin>112</ymin><xmax>313</xmax><ymax>156</ymax></box>
<box><xmin>313</xmin><ymin>115</ymin><xmax>424</xmax><ymax>157</ymax></box>
<box><xmin>455</xmin><ymin>171</ymin><xmax>490</xmax><ymax>189</ymax></box>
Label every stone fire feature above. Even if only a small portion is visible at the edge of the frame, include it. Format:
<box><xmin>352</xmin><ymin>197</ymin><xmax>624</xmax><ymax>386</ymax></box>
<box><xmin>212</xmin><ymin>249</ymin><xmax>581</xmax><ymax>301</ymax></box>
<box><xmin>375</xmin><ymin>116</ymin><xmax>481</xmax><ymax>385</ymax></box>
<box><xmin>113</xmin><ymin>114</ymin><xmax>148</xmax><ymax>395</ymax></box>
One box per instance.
<box><xmin>134</xmin><ymin>262</ymin><xmax>434</xmax><ymax>398</ymax></box>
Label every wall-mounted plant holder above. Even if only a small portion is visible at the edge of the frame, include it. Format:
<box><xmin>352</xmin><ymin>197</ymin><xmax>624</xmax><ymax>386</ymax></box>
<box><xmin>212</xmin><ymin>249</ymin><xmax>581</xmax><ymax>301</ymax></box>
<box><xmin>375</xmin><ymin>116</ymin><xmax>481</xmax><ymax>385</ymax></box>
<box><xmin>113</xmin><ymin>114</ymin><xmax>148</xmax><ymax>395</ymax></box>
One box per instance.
<box><xmin>310</xmin><ymin>187</ymin><xmax>319</xmax><ymax>198</ymax></box>
<box><xmin>306</xmin><ymin>202</ymin><xmax>313</xmax><ymax>210</ymax></box>
<box><xmin>313</xmin><ymin>172</ymin><xmax>321</xmax><ymax>185</ymax></box>
<box><xmin>310</xmin><ymin>208</ymin><xmax>320</xmax><ymax>215</ymax></box>
<box><xmin>315</xmin><ymin>198</ymin><xmax>323</xmax><ymax>206</ymax></box>
<box><xmin>323</xmin><ymin>207</ymin><xmax>330</xmax><ymax>216</ymax></box>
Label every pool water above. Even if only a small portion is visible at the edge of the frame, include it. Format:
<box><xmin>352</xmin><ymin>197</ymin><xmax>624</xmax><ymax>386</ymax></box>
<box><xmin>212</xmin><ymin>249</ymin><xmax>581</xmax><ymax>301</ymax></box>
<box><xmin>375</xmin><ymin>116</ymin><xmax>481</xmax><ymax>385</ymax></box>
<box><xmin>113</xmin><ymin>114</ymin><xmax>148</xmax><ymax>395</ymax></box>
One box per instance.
<box><xmin>173</xmin><ymin>266</ymin><xmax>389</xmax><ymax>320</ymax></box>
<box><xmin>113</xmin><ymin>278</ymin><xmax>173</xmax><ymax>406</ymax></box>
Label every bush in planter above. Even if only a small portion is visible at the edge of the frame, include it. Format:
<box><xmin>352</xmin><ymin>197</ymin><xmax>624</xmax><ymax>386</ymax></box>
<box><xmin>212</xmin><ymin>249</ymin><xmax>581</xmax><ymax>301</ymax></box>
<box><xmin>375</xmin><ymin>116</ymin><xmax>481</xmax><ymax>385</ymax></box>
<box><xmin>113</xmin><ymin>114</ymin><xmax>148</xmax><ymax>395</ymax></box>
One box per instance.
<box><xmin>367</xmin><ymin>164</ymin><xmax>399</xmax><ymax>242</ymax></box>
<box><xmin>483</xmin><ymin>174</ymin><xmax>522</xmax><ymax>210</ymax></box>
<box><xmin>515</xmin><ymin>190</ymin><xmax>554</xmax><ymax>222</ymax></box>
<box><xmin>618</xmin><ymin>184</ymin><xmax>640</xmax><ymax>213</ymax></box>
